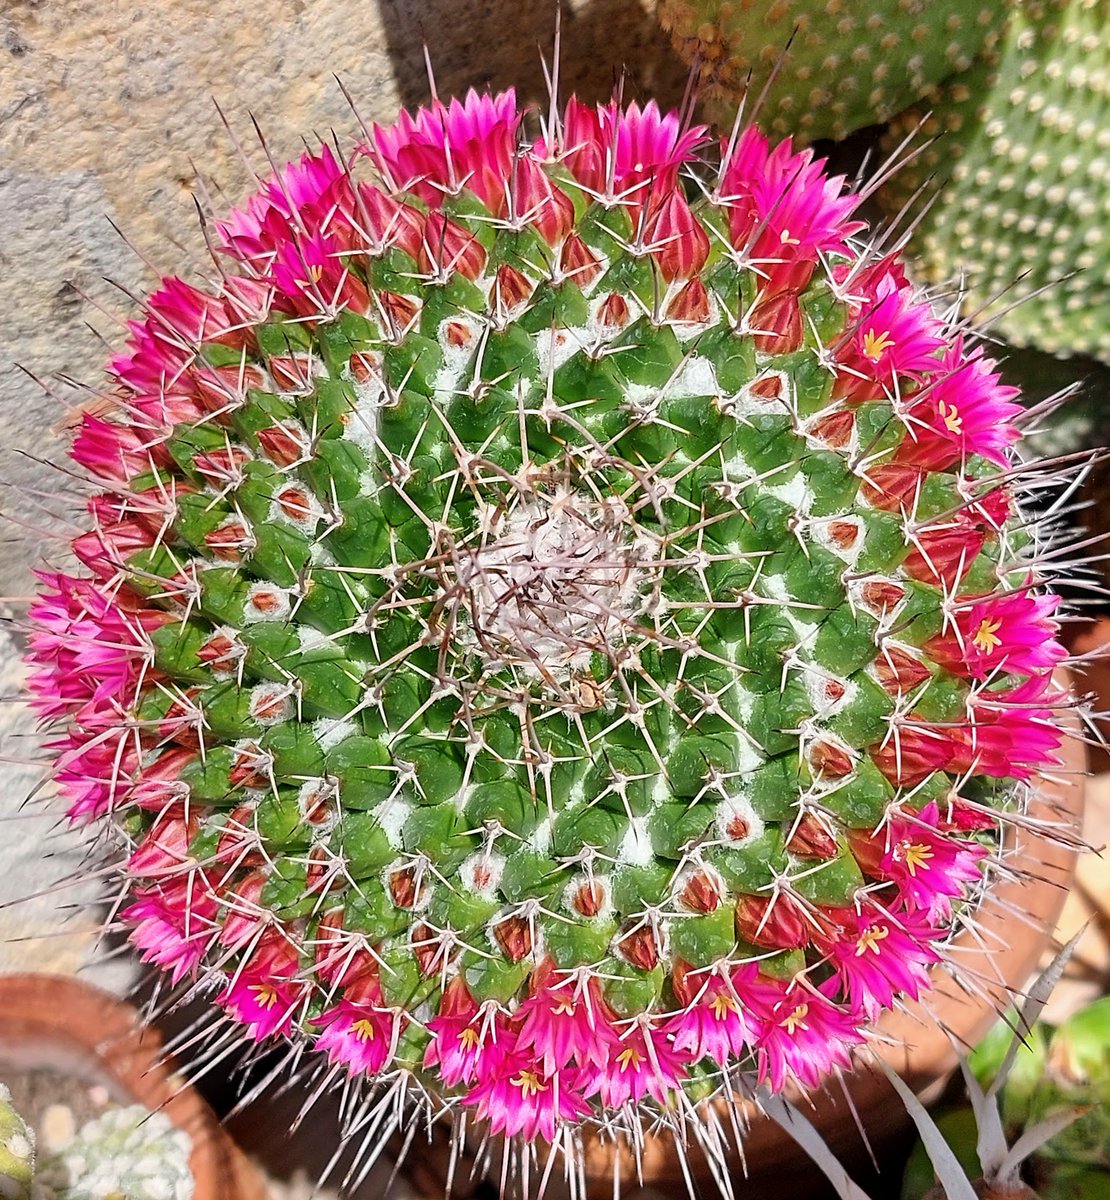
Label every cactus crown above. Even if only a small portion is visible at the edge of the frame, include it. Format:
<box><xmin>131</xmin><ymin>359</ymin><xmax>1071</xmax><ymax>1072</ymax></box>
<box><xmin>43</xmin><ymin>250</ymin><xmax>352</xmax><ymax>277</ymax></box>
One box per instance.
<box><xmin>26</xmin><ymin>84</ymin><xmax>1072</xmax><ymax>1177</ymax></box>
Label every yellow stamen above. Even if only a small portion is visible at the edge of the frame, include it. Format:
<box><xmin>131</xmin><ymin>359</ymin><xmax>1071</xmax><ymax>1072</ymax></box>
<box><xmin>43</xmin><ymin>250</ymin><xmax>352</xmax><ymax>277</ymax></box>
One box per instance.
<box><xmin>616</xmin><ymin>1046</ymin><xmax>643</xmax><ymax>1073</ymax></box>
<box><xmin>551</xmin><ymin>996</ymin><xmax>577</xmax><ymax>1017</ymax></box>
<box><xmin>779</xmin><ymin>228</ymin><xmax>800</xmax><ymax>246</ymax></box>
<box><xmin>939</xmin><ymin>400</ymin><xmax>962</xmax><ymax>434</ymax></box>
<box><xmin>709</xmin><ymin>993</ymin><xmax>739</xmax><ymax>1021</ymax></box>
<box><xmin>296</xmin><ymin>263</ymin><xmax>324</xmax><ymax>289</ymax></box>
<box><xmin>351</xmin><ymin>1018</ymin><xmax>376</xmax><ymax>1042</ymax></box>
<box><xmin>511</xmin><ymin>1070</ymin><xmax>545</xmax><ymax>1097</ymax></box>
<box><xmin>250</xmin><ymin>984</ymin><xmax>279</xmax><ymax>1010</ymax></box>
<box><xmin>902</xmin><ymin>843</ymin><xmax>934</xmax><ymax>876</ymax></box>
<box><xmin>855</xmin><ymin>926</ymin><xmax>890</xmax><ymax>957</ymax></box>
<box><xmin>458</xmin><ymin>1027</ymin><xmax>480</xmax><ymax>1049</ymax></box>
<box><xmin>780</xmin><ymin>1003</ymin><xmax>809</xmax><ymax>1034</ymax></box>
<box><xmin>862</xmin><ymin>329</ymin><xmax>895</xmax><ymax>362</ymax></box>
<box><xmin>972</xmin><ymin>617</ymin><xmax>1003</xmax><ymax>653</ymax></box>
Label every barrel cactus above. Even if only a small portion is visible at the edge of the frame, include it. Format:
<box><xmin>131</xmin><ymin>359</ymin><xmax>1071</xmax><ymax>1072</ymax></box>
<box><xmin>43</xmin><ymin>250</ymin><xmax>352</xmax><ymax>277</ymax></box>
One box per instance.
<box><xmin>658</xmin><ymin>0</ymin><xmax>1014</xmax><ymax>144</ymax></box>
<box><xmin>880</xmin><ymin>0</ymin><xmax>1110</xmax><ymax>361</ymax></box>
<box><xmin>26</xmin><ymin>88</ymin><xmax>1075</xmax><ymax>1176</ymax></box>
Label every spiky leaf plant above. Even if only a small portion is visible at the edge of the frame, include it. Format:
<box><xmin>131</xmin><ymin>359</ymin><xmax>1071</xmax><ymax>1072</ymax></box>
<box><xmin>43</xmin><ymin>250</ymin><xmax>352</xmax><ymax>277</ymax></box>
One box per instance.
<box><xmin>880</xmin><ymin>0</ymin><xmax>1110</xmax><ymax>361</ymax></box>
<box><xmin>658</xmin><ymin>0</ymin><xmax>1014</xmax><ymax>144</ymax></box>
<box><xmin>26</xmin><ymin>87</ymin><xmax>1077</xmax><ymax>1182</ymax></box>
<box><xmin>901</xmin><ymin>944</ymin><xmax>1109</xmax><ymax>1200</ymax></box>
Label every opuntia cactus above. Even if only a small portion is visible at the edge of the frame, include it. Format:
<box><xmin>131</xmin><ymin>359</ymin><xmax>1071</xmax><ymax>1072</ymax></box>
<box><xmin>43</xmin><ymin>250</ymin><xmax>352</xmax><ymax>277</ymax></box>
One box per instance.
<box><xmin>26</xmin><ymin>87</ymin><xmax>1076</xmax><ymax>1174</ymax></box>
<box><xmin>658</xmin><ymin>0</ymin><xmax>1014</xmax><ymax>143</ymax></box>
<box><xmin>32</xmin><ymin>1105</ymin><xmax>192</xmax><ymax>1200</ymax></box>
<box><xmin>0</xmin><ymin>1085</ymin><xmax>34</xmax><ymax>1200</ymax></box>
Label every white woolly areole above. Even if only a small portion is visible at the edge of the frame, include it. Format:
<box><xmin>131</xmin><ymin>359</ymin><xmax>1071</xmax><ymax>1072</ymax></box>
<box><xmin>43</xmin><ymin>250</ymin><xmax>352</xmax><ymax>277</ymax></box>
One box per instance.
<box><xmin>810</xmin><ymin>514</ymin><xmax>865</xmax><ymax>566</ymax></box>
<box><xmin>314</xmin><ymin>718</ymin><xmax>359</xmax><ymax>752</ymax></box>
<box><xmin>626</xmin><ymin>355</ymin><xmax>720</xmax><ymax>401</ymax></box>
<box><xmin>714</xmin><ymin>793</ymin><xmax>765</xmax><ymax>847</ymax></box>
<box><xmin>248</xmin><ymin>682</ymin><xmax>294</xmax><ymax>726</ymax></box>
<box><xmin>242</xmin><ymin>583</ymin><xmax>292</xmax><ymax>624</ymax></box>
<box><xmin>536</xmin><ymin>326</ymin><xmax>593</xmax><ymax>375</ymax></box>
<box><xmin>376</xmin><ymin>797</ymin><xmax>413</xmax><ymax>849</ymax></box>
<box><xmin>343</xmin><ymin>355</ymin><xmax>387</xmax><ymax>453</ymax></box>
<box><xmin>562</xmin><ymin>871</ymin><xmax>614</xmax><ymax>920</ymax></box>
<box><xmin>460</xmin><ymin>850</ymin><xmax>506</xmax><ymax>899</ymax></box>
<box><xmin>618</xmin><ymin>815</ymin><xmax>654</xmax><ymax>866</ymax></box>
<box><xmin>765</xmin><ymin>470</ymin><xmax>812</xmax><ymax>514</ymax></box>
<box><xmin>432</xmin><ymin>314</ymin><xmax>485</xmax><ymax>400</ymax></box>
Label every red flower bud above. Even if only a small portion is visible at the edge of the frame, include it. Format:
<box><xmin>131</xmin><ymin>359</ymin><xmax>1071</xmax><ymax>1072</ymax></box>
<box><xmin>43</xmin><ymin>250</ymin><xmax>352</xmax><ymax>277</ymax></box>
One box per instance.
<box><xmin>492</xmin><ymin>914</ymin><xmax>533</xmax><ymax>962</ymax></box>
<box><xmin>559</xmin><ymin>232</ymin><xmax>602</xmax><ymax>287</ymax></box>
<box><xmin>646</xmin><ymin>189</ymin><xmax>710</xmax><ymax>281</ymax></box>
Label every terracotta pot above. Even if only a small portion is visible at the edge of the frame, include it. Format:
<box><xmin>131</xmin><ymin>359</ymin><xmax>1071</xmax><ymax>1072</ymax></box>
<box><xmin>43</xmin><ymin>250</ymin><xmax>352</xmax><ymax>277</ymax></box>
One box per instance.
<box><xmin>404</xmin><ymin>691</ymin><xmax>1086</xmax><ymax>1199</ymax></box>
<box><xmin>0</xmin><ymin>974</ymin><xmax>267</xmax><ymax>1200</ymax></box>
<box><xmin>1064</xmin><ymin>615</ymin><xmax>1110</xmax><ymax>773</ymax></box>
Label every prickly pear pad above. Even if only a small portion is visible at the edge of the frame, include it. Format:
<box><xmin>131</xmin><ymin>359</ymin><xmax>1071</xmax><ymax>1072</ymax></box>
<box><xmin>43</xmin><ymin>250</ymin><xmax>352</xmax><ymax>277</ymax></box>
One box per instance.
<box><xmin>28</xmin><ymin>90</ymin><xmax>1069</xmax><ymax>1147</ymax></box>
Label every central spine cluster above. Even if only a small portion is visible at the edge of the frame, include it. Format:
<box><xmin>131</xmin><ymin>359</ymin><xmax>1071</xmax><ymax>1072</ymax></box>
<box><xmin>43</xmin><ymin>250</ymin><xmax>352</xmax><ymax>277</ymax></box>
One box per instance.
<box><xmin>27</xmin><ymin>89</ymin><xmax>1069</xmax><ymax>1154</ymax></box>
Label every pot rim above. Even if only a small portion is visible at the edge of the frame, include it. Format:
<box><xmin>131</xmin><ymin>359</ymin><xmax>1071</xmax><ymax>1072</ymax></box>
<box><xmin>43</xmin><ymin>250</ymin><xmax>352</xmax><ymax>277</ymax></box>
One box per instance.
<box><xmin>0</xmin><ymin>973</ymin><xmax>266</xmax><ymax>1200</ymax></box>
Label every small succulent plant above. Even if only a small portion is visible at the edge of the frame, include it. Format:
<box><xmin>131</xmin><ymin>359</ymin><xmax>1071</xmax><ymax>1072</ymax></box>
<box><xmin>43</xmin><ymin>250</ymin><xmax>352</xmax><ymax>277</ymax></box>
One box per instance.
<box><xmin>0</xmin><ymin>1085</ymin><xmax>35</xmax><ymax>1200</ymax></box>
<box><xmin>658</xmin><ymin>0</ymin><xmax>1014</xmax><ymax>144</ymax></box>
<box><xmin>32</xmin><ymin>1106</ymin><xmax>192</xmax><ymax>1200</ymax></box>
<box><xmin>901</xmin><ymin>951</ymin><xmax>1110</xmax><ymax>1200</ymax></box>
<box><xmin>26</xmin><ymin>85</ymin><xmax>1079</xmax><ymax>1184</ymax></box>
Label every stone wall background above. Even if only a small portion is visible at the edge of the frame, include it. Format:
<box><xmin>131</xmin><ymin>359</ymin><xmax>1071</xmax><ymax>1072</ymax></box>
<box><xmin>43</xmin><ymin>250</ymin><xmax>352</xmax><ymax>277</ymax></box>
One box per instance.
<box><xmin>0</xmin><ymin>0</ymin><xmax>685</xmax><ymax>977</ymax></box>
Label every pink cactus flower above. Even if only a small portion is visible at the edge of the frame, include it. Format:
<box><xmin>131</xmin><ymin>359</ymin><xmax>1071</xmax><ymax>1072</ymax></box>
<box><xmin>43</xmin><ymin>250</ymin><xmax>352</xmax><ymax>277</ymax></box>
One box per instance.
<box><xmin>270</xmin><ymin>228</ymin><xmax>370</xmax><ymax>318</ymax></box>
<box><xmin>720</xmin><ymin>127</ymin><xmax>862</xmax><ymax>293</ymax></box>
<box><xmin>551</xmin><ymin>98</ymin><xmax>705</xmax><ymax>205</ymax></box>
<box><xmin>27</xmin><ymin>573</ymin><xmax>166</xmax><ymax>719</ymax></box>
<box><xmin>70</xmin><ymin>413</ymin><xmax>165</xmax><ymax>483</ymax></box>
<box><xmin>835</xmin><ymin>264</ymin><xmax>946</xmax><ymax>401</ymax></box>
<box><xmin>423</xmin><ymin>979</ymin><xmax>512</xmax><ymax>1088</ymax></box>
<box><xmin>851</xmin><ymin>801</ymin><xmax>986</xmax><ymax>922</ymax></box>
<box><xmin>515</xmin><ymin>966</ymin><xmax>618</xmax><ymax>1076</ymax></box>
<box><xmin>123</xmin><ymin>875</ymin><xmax>219</xmax><ymax>985</ymax></box>
<box><xmin>370</xmin><ymin>89</ymin><xmax>519</xmax><ymax>208</ymax></box>
<box><xmin>218</xmin><ymin>935</ymin><xmax>305</xmax><ymax>1041</ymax></box>
<box><xmin>313</xmin><ymin>997</ymin><xmax>399</xmax><ymax>1076</ymax></box>
<box><xmin>663</xmin><ymin>965</ymin><xmax>756</xmax><ymax>1065</ymax></box>
<box><xmin>822</xmin><ymin>906</ymin><xmax>943</xmax><ymax>1019</ymax></box>
<box><xmin>217</xmin><ymin>143</ymin><xmax>353</xmax><ymax>265</ymax></box>
<box><xmin>927</xmin><ymin>587</ymin><xmax>1066</xmax><ymax>680</ymax></box>
<box><xmin>462</xmin><ymin>1052</ymin><xmax>591</xmax><ymax>1142</ymax></box>
<box><xmin>957</xmin><ymin>674</ymin><xmax>1066</xmax><ymax>779</ymax></box>
<box><xmin>580</xmin><ymin>1017</ymin><xmax>691</xmax><ymax>1108</ymax></box>
<box><xmin>49</xmin><ymin>729</ymin><xmax>137</xmax><ymax>822</ymax></box>
<box><xmin>899</xmin><ymin>339</ymin><xmax>1022</xmax><ymax>469</ymax></box>
<box><xmin>749</xmin><ymin>979</ymin><xmax>863</xmax><ymax>1091</ymax></box>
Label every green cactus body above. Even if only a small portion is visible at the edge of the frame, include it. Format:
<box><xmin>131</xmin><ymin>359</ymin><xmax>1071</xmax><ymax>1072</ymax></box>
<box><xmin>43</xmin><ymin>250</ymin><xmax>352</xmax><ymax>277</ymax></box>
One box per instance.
<box><xmin>0</xmin><ymin>1086</ymin><xmax>34</xmax><ymax>1200</ymax></box>
<box><xmin>658</xmin><ymin>0</ymin><xmax>1013</xmax><ymax>143</ymax></box>
<box><xmin>26</xmin><ymin>88</ymin><xmax>1074</xmax><ymax>1164</ymax></box>
<box><xmin>880</xmin><ymin>0</ymin><xmax>1110</xmax><ymax>360</ymax></box>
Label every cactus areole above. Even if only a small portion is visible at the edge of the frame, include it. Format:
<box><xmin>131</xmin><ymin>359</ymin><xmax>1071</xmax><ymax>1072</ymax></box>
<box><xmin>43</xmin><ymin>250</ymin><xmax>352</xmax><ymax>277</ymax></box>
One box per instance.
<box><xmin>29</xmin><ymin>90</ymin><xmax>1071</xmax><ymax>1164</ymax></box>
